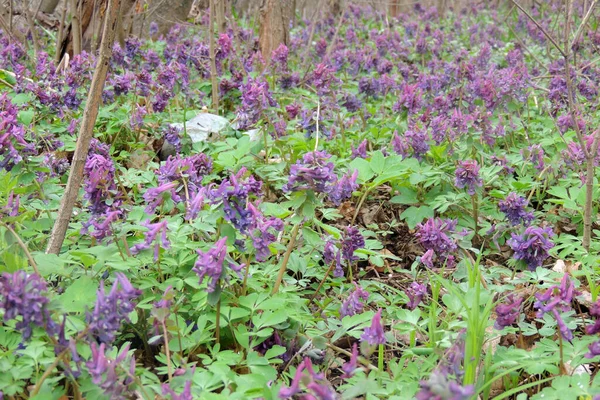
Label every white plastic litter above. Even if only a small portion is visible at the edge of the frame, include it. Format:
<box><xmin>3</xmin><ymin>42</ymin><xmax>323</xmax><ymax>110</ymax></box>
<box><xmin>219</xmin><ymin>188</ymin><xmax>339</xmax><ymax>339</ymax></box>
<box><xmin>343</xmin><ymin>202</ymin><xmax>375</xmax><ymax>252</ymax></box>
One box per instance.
<box><xmin>172</xmin><ymin>113</ymin><xmax>229</xmax><ymax>143</ymax></box>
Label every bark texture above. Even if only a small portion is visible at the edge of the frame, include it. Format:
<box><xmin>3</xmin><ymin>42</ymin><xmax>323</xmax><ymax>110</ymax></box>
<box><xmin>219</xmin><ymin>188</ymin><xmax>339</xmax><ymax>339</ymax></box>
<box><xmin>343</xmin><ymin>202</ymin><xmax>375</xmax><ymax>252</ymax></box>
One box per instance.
<box><xmin>47</xmin><ymin>0</ymin><xmax>121</xmax><ymax>255</ymax></box>
<box><xmin>258</xmin><ymin>0</ymin><xmax>292</xmax><ymax>64</ymax></box>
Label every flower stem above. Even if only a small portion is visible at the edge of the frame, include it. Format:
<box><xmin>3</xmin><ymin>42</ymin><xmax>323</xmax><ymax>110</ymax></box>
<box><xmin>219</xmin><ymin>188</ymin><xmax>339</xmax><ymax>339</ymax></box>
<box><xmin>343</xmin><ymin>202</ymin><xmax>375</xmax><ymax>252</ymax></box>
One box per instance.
<box><xmin>162</xmin><ymin>320</ymin><xmax>173</xmax><ymax>381</ymax></box>
<box><xmin>272</xmin><ymin>222</ymin><xmax>302</xmax><ymax>295</ymax></box>
<box><xmin>378</xmin><ymin>343</ymin><xmax>384</xmax><ymax>372</ymax></box>
<box><xmin>215</xmin><ymin>297</ymin><xmax>221</xmax><ymax>345</ymax></box>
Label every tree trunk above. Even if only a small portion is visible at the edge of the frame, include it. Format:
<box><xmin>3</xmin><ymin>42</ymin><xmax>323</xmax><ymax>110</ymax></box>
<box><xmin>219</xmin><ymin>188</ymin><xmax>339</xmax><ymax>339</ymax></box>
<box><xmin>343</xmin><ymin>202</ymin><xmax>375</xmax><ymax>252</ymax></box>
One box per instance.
<box><xmin>47</xmin><ymin>0</ymin><xmax>121</xmax><ymax>255</ymax></box>
<box><xmin>39</xmin><ymin>0</ymin><xmax>61</xmax><ymax>14</ymax></box>
<box><xmin>259</xmin><ymin>0</ymin><xmax>292</xmax><ymax>65</ymax></box>
<box><xmin>130</xmin><ymin>0</ymin><xmax>194</xmax><ymax>37</ymax></box>
<box><xmin>216</xmin><ymin>0</ymin><xmax>225</xmax><ymax>33</ymax></box>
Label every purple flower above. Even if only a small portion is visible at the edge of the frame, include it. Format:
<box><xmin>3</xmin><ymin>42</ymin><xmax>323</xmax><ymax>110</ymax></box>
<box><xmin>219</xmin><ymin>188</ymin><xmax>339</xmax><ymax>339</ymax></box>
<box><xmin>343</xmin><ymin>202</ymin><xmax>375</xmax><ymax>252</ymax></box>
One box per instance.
<box><xmin>163</xmin><ymin>125</ymin><xmax>182</xmax><ymax>153</ymax></box>
<box><xmin>522</xmin><ymin>144</ymin><xmax>545</xmax><ymax>171</ymax></box>
<box><xmin>87</xmin><ymin>273</ymin><xmax>142</xmax><ymax>344</ymax></box>
<box><xmin>162</xmin><ymin>380</ymin><xmax>193</xmax><ymax>400</ymax></box>
<box><xmin>534</xmin><ymin>273</ymin><xmax>575</xmax><ymax>341</ymax></box>
<box><xmin>130</xmin><ymin>219</ymin><xmax>171</xmax><ymax>261</ymax></box>
<box><xmin>351</xmin><ymin>140</ymin><xmax>368</xmax><ymax>159</ymax></box>
<box><xmin>420</xmin><ymin>249</ymin><xmax>435</xmax><ymax>268</ymax></box>
<box><xmin>158</xmin><ymin>154</ymin><xmax>213</xmax><ymax>194</ymax></box>
<box><xmin>247</xmin><ymin>202</ymin><xmax>284</xmax><ymax>261</ymax></box>
<box><xmin>340</xmin><ymin>282</ymin><xmax>369</xmax><ymax>318</ymax></box>
<box><xmin>406</xmin><ymin>282</ymin><xmax>427</xmax><ymax>310</ymax></box>
<box><xmin>86</xmin><ymin>342</ymin><xmax>136</xmax><ymax>399</ymax></box>
<box><xmin>415</xmin><ymin>218</ymin><xmax>458</xmax><ymax>258</ymax></box>
<box><xmin>393</xmin><ymin>83</ymin><xmax>423</xmax><ymax>114</ymax></box>
<box><xmin>341</xmin><ymin>343</ymin><xmax>359</xmax><ymax>379</ymax></box>
<box><xmin>283</xmin><ymin>151</ymin><xmax>337</xmax><ymax>194</ymax></box>
<box><xmin>0</xmin><ymin>271</ymin><xmax>56</xmax><ymax>340</ymax></box>
<box><xmin>236</xmin><ymin>77</ymin><xmax>277</xmax><ymax>130</ymax></box>
<box><xmin>185</xmin><ymin>188</ymin><xmax>206</xmax><ymax>221</ymax></box>
<box><xmin>208</xmin><ymin>168</ymin><xmax>262</xmax><ymax>233</ymax></box>
<box><xmin>586</xmin><ymin>299</ymin><xmax>600</xmax><ymax>335</ymax></box>
<box><xmin>279</xmin><ymin>357</ymin><xmax>335</xmax><ymax>399</ymax></box>
<box><xmin>83</xmin><ymin>153</ymin><xmax>117</xmax><ymax>215</ymax></box>
<box><xmin>324</xmin><ymin>227</ymin><xmax>365</xmax><ymax>278</ymax></box>
<box><xmin>361</xmin><ymin>309</ymin><xmax>386</xmax><ymax>346</ymax></box>
<box><xmin>327</xmin><ymin>170</ymin><xmax>359</xmax><ymax>205</ymax></box>
<box><xmin>455</xmin><ymin>160</ymin><xmax>482</xmax><ymax>195</ymax></box>
<box><xmin>507</xmin><ymin>226</ymin><xmax>554</xmax><ymax>270</ymax></box>
<box><xmin>499</xmin><ymin>193</ymin><xmax>534</xmax><ymax>226</ymax></box>
<box><xmin>271</xmin><ymin>43</ymin><xmax>289</xmax><ymax>71</ymax></box>
<box><xmin>2</xmin><ymin>191</ymin><xmax>19</xmax><ymax>217</ymax></box>
<box><xmin>586</xmin><ymin>341</ymin><xmax>600</xmax><ymax>359</ymax></box>
<box><xmin>193</xmin><ymin>237</ymin><xmax>243</xmax><ymax>292</ymax></box>
<box><xmin>494</xmin><ymin>294</ymin><xmax>523</xmax><ymax>329</ymax></box>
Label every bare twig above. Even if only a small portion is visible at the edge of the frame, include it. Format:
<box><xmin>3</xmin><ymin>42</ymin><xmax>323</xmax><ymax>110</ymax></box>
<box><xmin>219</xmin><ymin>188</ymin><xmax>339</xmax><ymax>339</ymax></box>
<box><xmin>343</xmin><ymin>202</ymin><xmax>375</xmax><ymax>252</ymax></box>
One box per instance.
<box><xmin>46</xmin><ymin>0</ymin><xmax>121</xmax><ymax>254</ymax></box>
<box><xmin>509</xmin><ymin>0</ymin><xmax>566</xmax><ymax>57</ymax></box>
<box><xmin>571</xmin><ymin>0</ymin><xmax>598</xmax><ymax>49</ymax></box>
<box><xmin>272</xmin><ymin>221</ymin><xmax>301</xmax><ymax>294</ymax></box>
<box><xmin>70</xmin><ymin>0</ymin><xmax>82</xmax><ymax>55</ymax></box>
<box><xmin>1</xmin><ymin>222</ymin><xmax>40</xmax><ymax>276</ymax></box>
<box><xmin>55</xmin><ymin>6</ymin><xmax>67</xmax><ymax>63</ymax></box>
<box><xmin>24</xmin><ymin>0</ymin><xmax>41</xmax><ymax>56</ymax></box>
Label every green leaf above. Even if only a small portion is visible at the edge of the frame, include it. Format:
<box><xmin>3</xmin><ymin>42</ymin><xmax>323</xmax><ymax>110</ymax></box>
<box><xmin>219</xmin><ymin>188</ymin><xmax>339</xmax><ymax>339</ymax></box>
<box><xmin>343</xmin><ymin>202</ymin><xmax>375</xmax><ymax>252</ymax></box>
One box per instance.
<box><xmin>400</xmin><ymin>206</ymin><xmax>434</xmax><ymax>229</ymax></box>
<box><xmin>370</xmin><ymin>151</ymin><xmax>385</xmax><ymax>175</ymax></box>
<box><xmin>390</xmin><ymin>188</ymin><xmax>419</xmax><ymax>205</ymax></box>
<box><xmin>18</xmin><ymin>110</ymin><xmax>34</xmax><ymax>126</ymax></box>
<box><xmin>59</xmin><ymin>276</ymin><xmax>98</xmax><ymax>313</ymax></box>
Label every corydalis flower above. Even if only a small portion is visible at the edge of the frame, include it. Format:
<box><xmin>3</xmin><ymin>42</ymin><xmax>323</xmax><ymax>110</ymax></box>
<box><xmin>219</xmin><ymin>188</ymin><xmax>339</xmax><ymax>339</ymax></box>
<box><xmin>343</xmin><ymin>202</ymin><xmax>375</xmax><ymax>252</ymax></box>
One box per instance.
<box><xmin>351</xmin><ymin>140</ymin><xmax>368</xmax><ymax>159</ymax></box>
<box><xmin>534</xmin><ymin>273</ymin><xmax>576</xmax><ymax>341</ymax></box>
<box><xmin>406</xmin><ymin>282</ymin><xmax>427</xmax><ymax>310</ymax></box>
<box><xmin>86</xmin><ymin>342</ymin><xmax>136</xmax><ymax>400</ymax></box>
<box><xmin>340</xmin><ymin>282</ymin><xmax>369</xmax><ymax>318</ymax></box>
<box><xmin>193</xmin><ymin>237</ymin><xmax>243</xmax><ymax>292</ymax></box>
<box><xmin>87</xmin><ymin>273</ymin><xmax>142</xmax><ymax>344</ymax></box>
<box><xmin>0</xmin><ymin>271</ymin><xmax>56</xmax><ymax>340</ymax></box>
<box><xmin>499</xmin><ymin>193</ymin><xmax>534</xmax><ymax>226</ymax></box>
<box><xmin>361</xmin><ymin>309</ymin><xmax>386</xmax><ymax>346</ymax></box>
<box><xmin>455</xmin><ymin>160</ymin><xmax>482</xmax><ymax>195</ymax></box>
<box><xmin>143</xmin><ymin>181</ymin><xmax>182</xmax><ymax>214</ymax></box>
<box><xmin>324</xmin><ymin>226</ymin><xmax>365</xmax><ymax>278</ymax></box>
<box><xmin>415</xmin><ymin>218</ymin><xmax>458</xmax><ymax>258</ymax></box>
<box><xmin>247</xmin><ymin>202</ymin><xmax>284</xmax><ymax>261</ymax></box>
<box><xmin>130</xmin><ymin>219</ymin><xmax>170</xmax><ymax>261</ymax></box>
<box><xmin>341</xmin><ymin>343</ymin><xmax>359</xmax><ymax>379</ymax></box>
<box><xmin>278</xmin><ymin>357</ymin><xmax>336</xmax><ymax>399</ymax></box>
<box><xmin>328</xmin><ymin>170</ymin><xmax>359</xmax><ymax>206</ymax></box>
<box><xmin>507</xmin><ymin>226</ymin><xmax>554</xmax><ymax>270</ymax></box>
<box><xmin>283</xmin><ymin>151</ymin><xmax>336</xmax><ymax>193</ymax></box>
<box><xmin>494</xmin><ymin>294</ymin><xmax>523</xmax><ymax>329</ymax></box>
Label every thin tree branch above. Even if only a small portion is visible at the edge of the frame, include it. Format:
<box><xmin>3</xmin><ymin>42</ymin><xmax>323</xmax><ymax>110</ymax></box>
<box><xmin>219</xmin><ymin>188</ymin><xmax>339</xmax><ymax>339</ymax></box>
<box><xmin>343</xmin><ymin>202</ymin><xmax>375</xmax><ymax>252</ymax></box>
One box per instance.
<box><xmin>571</xmin><ymin>0</ymin><xmax>598</xmax><ymax>49</ymax></box>
<box><xmin>510</xmin><ymin>0</ymin><xmax>566</xmax><ymax>57</ymax></box>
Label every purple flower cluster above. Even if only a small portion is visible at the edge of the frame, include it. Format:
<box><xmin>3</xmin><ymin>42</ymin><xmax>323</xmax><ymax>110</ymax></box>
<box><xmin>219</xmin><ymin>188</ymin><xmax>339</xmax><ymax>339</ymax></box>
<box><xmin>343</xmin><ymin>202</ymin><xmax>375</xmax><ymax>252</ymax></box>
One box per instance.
<box><xmin>0</xmin><ymin>272</ymin><xmax>56</xmax><ymax>340</ymax></box>
<box><xmin>246</xmin><ymin>202</ymin><xmax>284</xmax><ymax>261</ymax></box>
<box><xmin>157</xmin><ymin>153</ymin><xmax>213</xmax><ymax>195</ymax></box>
<box><xmin>507</xmin><ymin>226</ymin><xmax>554</xmax><ymax>270</ymax></box>
<box><xmin>323</xmin><ymin>226</ymin><xmax>365</xmax><ymax>278</ymax></box>
<box><xmin>415</xmin><ymin>218</ymin><xmax>459</xmax><ymax>267</ymax></box>
<box><xmin>130</xmin><ymin>219</ymin><xmax>171</xmax><ymax>261</ymax></box>
<box><xmin>0</xmin><ymin>94</ymin><xmax>27</xmax><ymax>171</ymax></box>
<box><xmin>86</xmin><ymin>343</ymin><xmax>136</xmax><ymax>399</ymax></box>
<box><xmin>406</xmin><ymin>282</ymin><xmax>428</xmax><ymax>310</ymax></box>
<box><xmin>586</xmin><ymin>299</ymin><xmax>600</xmax><ymax>358</ymax></box>
<box><xmin>86</xmin><ymin>273</ymin><xmax>142</xmax><ymax>344</ymax></box>
<box><xmin>236</xmin><ymin>77</ymin><xmax>277</xmax><ymax>130</ymax></box>
<box><xmin>361</xmin><ymin>309</ymin><xmax>386</xmax><ymax>346</ymax></box>
<box><xmin>455</xmin><ymin>160</ymin><xmax>482</xmax><ymax>195</ymax></box>
<box><xmin>208</xmin><ymin>168</ymin><xmax>262</xmax><ymax>233</ymax></box>
<box><xmin>193</xmin><ymin>237</ymin><xmax>244</xmax><ymax>292</ymax></box>
<box><xmin>498</xmin><ymin>193</ymin><xmax>534</xmax><ymax>226</ymax></box>
<box><xmin>494</xmin><ymin>294</ymin><xmax>523</xmax><ymax>329</ymax></box>
<box><xmin>278</xmin><ymin>357</ymin><xmax>336</xmax><ymax>399</ymax></box>
<box><xmin>534</xmin><ymin>273</ymin><xmax>576</xmax><ymax>341</ymax></box>
<box><xmin>416</xmin><ymin>331</ymin><xmax>474</xmax><ymax>400</ymax></box>
<box><xmin>283</xmin><ymin>151</ymin><xmax>359</xmax><ymax>205</ymax></box>
<box><xmin>340</xmin><ymin>282</ymin><xmax>369</xmax><ymax>318</ymax></box>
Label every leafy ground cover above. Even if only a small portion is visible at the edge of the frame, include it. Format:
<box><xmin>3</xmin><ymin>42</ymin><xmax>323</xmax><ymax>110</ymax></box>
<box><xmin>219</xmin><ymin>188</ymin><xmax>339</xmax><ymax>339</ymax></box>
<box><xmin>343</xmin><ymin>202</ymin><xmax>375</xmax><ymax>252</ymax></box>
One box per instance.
<box><xmin>2</xmin><ymin>1</ymin><xmax>600</xmax><ymax>399</ymax></box>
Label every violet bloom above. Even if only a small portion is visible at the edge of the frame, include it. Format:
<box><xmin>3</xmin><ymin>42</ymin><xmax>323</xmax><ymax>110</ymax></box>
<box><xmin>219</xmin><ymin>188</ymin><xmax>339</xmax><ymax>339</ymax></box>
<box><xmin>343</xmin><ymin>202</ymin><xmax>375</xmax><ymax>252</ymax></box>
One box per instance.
<box><xmin>271</xmin><ymin>43</ymin><xmax>289</xmax><ymax>71</ymax></box>
<box><xmin>340</xmin><ymin>282</ymin><xmax>369</xmax><ymax>318</ymax></box>
<box><xmin>361</xmin><ymin>309</ymin><xmax>386</xmax><ymax>346</ymax></box>
<box><xmin>193</xmin><ymin>237</ymin><xmax>243</xmax><ymax>292</ymax></box>
<box><xmin>494</xmin><ymin>294</ymin><xmax>523</xmax><ymax>329</ymax></box>
<box><xmin>83</xmin><ymin>153</ymin><xmax>117</xmax><ymax>215</ymax></box>
<box><xmin>158</xmin><ymin>153</ymin><xmax>213</xmax><ymax>194</ymax></box>
<box><xmin>247</xmin><ymin>202</ymin><xmax>284</xmax><ymax>261</ymax></box>
<box><xmin>130</xmin><ymin>219</ymin><xmax>171</xmax><ymax>261</ymax></box>
<box><xmin>499</xmin><ymin>193</ymin><xmax>534</xmax><ymax>226</ymax></box>
<box><xmin>162</xmin><ymin>380</ymin><xmax>193</xmax><ymax>400</ymax></box>
<box><xmin>406</xmin><ymin>282</ymin><xmax>427</xmax><ymax>310</ymax></box>
<box><xmin>2</xmin><ymin>191</ymin><xmax>19</xmax><ymax>217</ymax></box>
<box><xmin>351</xmin><ymin>140</ymin><xmax>368</xmax><ymax>159</ymax></box>
<box><xmin>324</xmin><ymin>227</ymin><xmax>365</xmax><ymax>278</ymax></box>
<box><xmin>236</xmin><ymin>77</ymin><xmax>277</xmax><ymax>130</ymax></box>
<box><xmin>143</xmin><ymin>181</ymin><xmax>182</xmax><ymax>214</ymax></box>
<box><xmin>87</xmin><ymin>273</ymin><xmax>142</xmax><ymax>344</ymax></box>
<box><xmin>0</xmin><ymin>271</ymin><xmax>56</xmax><ymax>340</ymax></box>
<box><xmin>208</xmin><ymin>168</ymin><xmax>262</xmax><ymax>233</ymax></box>
<box><xmin>86</xmin><ymin>342</ymin><xmax>136</xmax><ymax>399</ymax></box>
<box><xmin>507</xmin><ymin>226</ymin><xmax>554</xmax><ymax>270</ymax></box>
<box><xmin>534</xmin><ymin>273</ymin><xmax>576</xmax><ymax>341</ymax></box>
<box><xmin>586</xmin><ymin>299</ymin><xmax>600</xmax><ymax>335</ymax></box>
<box><xmin>279</xmin><ymin>357</ymin><xmax>335</xmax><ymax>400</ymax></box>
<box><xmin>420</xmin><ymin>249</ymin><xmax>435</xmax><ymax>268</ymax></box>
<box><xmin>163</xmin><ymin>125</ymin><xmax>182</xmax><ymax>153</ymax></box>
<box><xmin>455</xmin><ymin>160</ymin><xmax>482</xmax><ymax>195</ymax></box>
<box><xmin>283</xmin><ymin>151</ymin><xmax>337</xmax><ymax>194</ymax></box>
<box><xmin>341</xmin><ymin>343</ymin><xmax>359</xmax><ymax>379</ymax></box>
<box><xmin>185</xmin><ymin>188</ymin><xmax>205</xmax><ymax>221</ymax></box>
<box><xmin>327</xmin><ymin>170</ymin><xmax>359</xmax><ymax>205</ymax></box>
<box><xmin>415</xmin><ymin>218</ymin><xmax>458</xmax><ymax>258</ymax></box>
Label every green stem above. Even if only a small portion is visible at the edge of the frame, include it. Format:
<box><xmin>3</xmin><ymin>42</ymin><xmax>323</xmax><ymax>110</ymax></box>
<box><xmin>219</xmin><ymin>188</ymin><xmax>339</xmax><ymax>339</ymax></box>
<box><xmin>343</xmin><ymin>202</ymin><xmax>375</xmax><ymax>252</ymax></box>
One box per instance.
<box><xmin>378</xmin><ymin>344</ymin><xmax>384</xmax><ymax>372</ymax></box>
<box><xmin>272</xmin><ymin>222</ymin><xmax>302</xmax><ymax>295</ymax></box>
